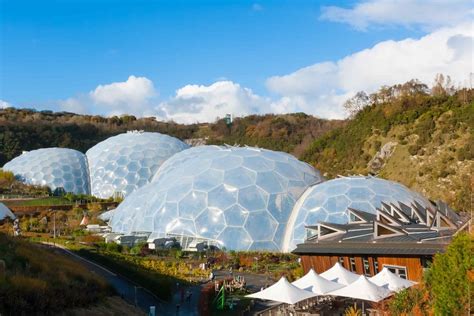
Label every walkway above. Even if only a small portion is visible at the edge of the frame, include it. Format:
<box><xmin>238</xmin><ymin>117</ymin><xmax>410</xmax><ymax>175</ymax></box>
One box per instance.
<box><xmin>41</xmin><ymin>242</ymin><xmax>201</xmax><ymax>315</ymax></box>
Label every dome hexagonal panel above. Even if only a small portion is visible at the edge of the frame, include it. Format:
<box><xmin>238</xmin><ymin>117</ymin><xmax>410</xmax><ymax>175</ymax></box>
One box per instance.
<box><xmin>109</xmin><ymin>145</ymin><xmax>324</xmax><ymax>251</ymax></box>
<box><xmin>86</xmin><ymin>131</ymin><xmax>189</xmax><ymax>198</ymax></box>
<box><xmin>285</xmin><ymin>176</ymin><xmax>433</xmax><ymax>251</ymax></box>
<box><xmin>3</xmin><ymin>148</ymin><xmax>90</xmax><ymax>194</ymax></box>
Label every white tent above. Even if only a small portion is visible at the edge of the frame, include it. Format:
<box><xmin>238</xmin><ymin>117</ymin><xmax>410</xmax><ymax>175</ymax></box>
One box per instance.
<box><xmin>370</xmin><ymin>267</ymin><xmax>416</xmax><ymax>292</ymax></box>
<box><xmin>246</xmin><ymin>277</ymin><xmax>317</xmax><ymax>305</ymax></box>
<box><xmin>0</xmin><ymin>202</ymin><xmax>15</xmax><ymax>221</ymax></box>
<box><xmin>328</xmin><ymin>275</ymin><xmax>392</xmax><ymax>302</ymax></box>
<box><xmin>320</xmin><ymin>262</ymin><xmax>360</xmax><ymax>285</ymax></box>
<box><xmin>292</xmin><ymin>269</ymin><xmax>345</xmax><ymax>295</ymax></box>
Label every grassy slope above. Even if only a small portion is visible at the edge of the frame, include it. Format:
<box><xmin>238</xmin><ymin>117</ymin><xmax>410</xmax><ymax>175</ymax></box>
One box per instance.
<box><xmin>301</xmin><ymin>91</ymin><xmax>474</xmax><ymax>211</ymax></box>
<box><xmin>0</xmin><ymin>234</ymin><xmax>112</xmax><ymax>315</ymax></box>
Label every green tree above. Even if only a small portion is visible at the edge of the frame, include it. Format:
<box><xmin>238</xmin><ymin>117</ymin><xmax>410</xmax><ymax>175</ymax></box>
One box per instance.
<box><xmin>425</xmin><ymin>232</ymin><xmax>473</xmax><ymax>315</ymax></box>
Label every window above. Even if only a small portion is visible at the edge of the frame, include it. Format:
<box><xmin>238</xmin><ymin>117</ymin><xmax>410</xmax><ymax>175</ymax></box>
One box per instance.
<box><xmin>338</xmin><ymin>256</ymin><xmax>345</xmax><ymax>267</ymax></box>
<box><xmin>349</xmin><ymin>257</ymin><xmax>356</xmax><ymax>272</ymax></box>
<box><xmin>362</xmin><ymin>257</ymin><xmax>371</xmax><ymax>276</ymax></box>
<box><xmin>384</xmin><ymin>265</ymin><xmax>408</xmax><ymax>279</ymax></box>
<box><xmin>373</xmin><ymin>258</ymin><xmax>379</xmax><ymax>273</ymax></box>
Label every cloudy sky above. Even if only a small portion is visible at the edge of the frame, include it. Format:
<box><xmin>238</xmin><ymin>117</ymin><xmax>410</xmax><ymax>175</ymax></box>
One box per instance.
<box><xmin>1</xmin><ymin>0</ymin><xmax>472</xmax><ymax>123</ymax></box>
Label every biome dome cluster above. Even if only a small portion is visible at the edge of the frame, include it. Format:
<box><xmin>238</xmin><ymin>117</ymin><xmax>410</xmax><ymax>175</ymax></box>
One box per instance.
<box><xmin>109</xmin><ymin>145</ymin><xmax>324</xmax><ymax>251</ymax></box>
<box><xmin>2</xmin><ymin>130</ymin><xmax>437</xmax><ymax>252</ymax></box>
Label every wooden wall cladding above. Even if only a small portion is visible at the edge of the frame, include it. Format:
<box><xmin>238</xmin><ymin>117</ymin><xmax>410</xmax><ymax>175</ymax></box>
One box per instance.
<box><xmin>300</xmin><ymin>254</ymin><xmax>424</xmax><ymax>282</ymax></box>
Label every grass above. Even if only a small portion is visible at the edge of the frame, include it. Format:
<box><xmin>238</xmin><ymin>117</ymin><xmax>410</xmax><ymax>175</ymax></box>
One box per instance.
<box><xmin>0</xmin><ymin>233</ymin><xmax>112</xmax><ymax>315</ymax></box>
<box><xmin>4</xmin><ymin>196</ymin><xmax>71</xmax><ymax>206</ymax></box>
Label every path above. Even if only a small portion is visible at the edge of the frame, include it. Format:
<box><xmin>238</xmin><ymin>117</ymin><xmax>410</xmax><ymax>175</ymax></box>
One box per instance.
<box><xmin>41</xmin><ymin>242</ymin><xmax>201</xmax><ymax>316</ymax></box>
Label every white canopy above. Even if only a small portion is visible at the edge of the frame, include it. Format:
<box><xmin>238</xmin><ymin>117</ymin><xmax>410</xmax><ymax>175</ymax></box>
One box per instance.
<box><xmin>0</xmin><ymin>203</ymin><xmax>15</xmax><ymax>220</ymax></box>
<box><xmin>246</xmin><ymin>277</ymin><xmax>317</xmax><ymax>305</ymax></box>
<box><xmin>329</xmin><ymin>275</ymin><xmax>392</xmax><ymax>302</ymax></box>
<box><xmin>320</xmin><ymin>262</ymin><xmax>360</xmax><ymax>285</ymax></box>
<box><xmin>370</xmin><ymin>267</ymin><xmax>416</xmax><ymax>292</ymax></box>
<box><xmin>292</xmin><ymin>269</ymin><xmax>345</xmax><ymax>295</ymax></box>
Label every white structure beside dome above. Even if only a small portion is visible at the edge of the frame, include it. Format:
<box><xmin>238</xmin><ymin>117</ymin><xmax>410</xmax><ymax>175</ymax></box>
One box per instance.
<box><xmin>109</xmin><ymin>145</ymin><xmax>324</xmax><ymax>251</ymax></box>
<box><xmin>285</xmin><ymin>176</ymin><xmax>433</xmax><ymax>251</ymax></box>
<box><xmin>86</xmin><ymin>131</ymin><xmax>189</xmax><ymax>199</ymax></box>
<box><xmin>3</xmin><ymin>148</ymin><xmax>90</xmax><ymax>194</ymax></box>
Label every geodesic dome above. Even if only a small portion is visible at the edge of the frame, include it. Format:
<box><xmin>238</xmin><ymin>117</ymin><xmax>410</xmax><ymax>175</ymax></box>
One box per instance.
<box><xmin>3</xmin><ymin>148</ymin><xmax>90</xmax><ymax>194</ymax></box>
<box><xmin>286</xmin><ymin>176</ymin><xmax>432</xmax><ymax>250</ymax></box>
<box><xmin>109</xmin><ymin>145</ymin><xmax>323</xmax><ymax>251</ymax></box>
<box><xmin>86</xmin><ymin>131</ymin><xmax>189</xmax><ymax>199</ymax></box>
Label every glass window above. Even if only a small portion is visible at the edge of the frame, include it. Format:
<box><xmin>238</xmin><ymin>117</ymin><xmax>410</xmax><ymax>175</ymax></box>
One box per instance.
<box><xmin>350</xmin><ymin>257</ymin><xmax>356</xmax><ymax>272</ymax></box>
<box><xmin>384</xmin><ymin>265</ymin><xmax>408</xmax><ymax>279</ymax></box>
<box><xmin>363</xmin><ymin>257</ymin><xmax>371</xmax><ymax>276</ymax></box>
<box><xmin>373</xmin><ymin>258</ymin><xmax>379</xmax><ymax>273</ymax></box>
<box><xmin>339</xmin><ymin>256</ymin><xmax>345</xmax><ymax>267</ymax></box>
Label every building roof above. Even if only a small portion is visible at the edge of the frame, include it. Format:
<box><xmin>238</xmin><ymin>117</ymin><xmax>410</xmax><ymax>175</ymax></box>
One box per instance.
<box><xmin>293</xmin><ymin>201</ymin><xmax>469</xmax><ymax>257</ymax></box>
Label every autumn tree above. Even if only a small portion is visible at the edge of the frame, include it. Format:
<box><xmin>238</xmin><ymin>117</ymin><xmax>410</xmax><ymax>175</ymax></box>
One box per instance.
<box><xmin>432</xmin><ymin>73</ymin><xmax>455</xmax><ymax>96</ymax></box>
<box><xmin>343</xmin><ymin>91</ymin><xmax>370</xmax><ymax>118</ymax></box>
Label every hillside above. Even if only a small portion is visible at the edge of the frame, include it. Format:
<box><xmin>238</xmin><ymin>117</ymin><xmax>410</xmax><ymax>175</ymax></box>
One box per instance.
<box><xmin>1</xmin><ymin>82</ymin><xmax>472</xmax><ymax>212</ymax></box>
<box><xmin>0</xmin><ymin>233</ymin><xmax>112</xmax><ymax>314</ymax></box>
<box><xmin>302</xmin><ymin>86</ymin><xmax>474</xmax><ymax>212</ymax></box>
<box><xmin>0</xmin><ymin>109</ymin><xmax>343</xmax><ymax>166</ymax></box>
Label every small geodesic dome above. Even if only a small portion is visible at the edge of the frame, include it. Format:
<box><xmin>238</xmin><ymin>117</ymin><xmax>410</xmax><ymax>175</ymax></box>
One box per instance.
<box><xmin>286</xmin><ymin>176</ymin><xmax>432</xmax><ymax>250</ymax></box>
<box><xmin>86</xmin><ymin>131</ymin><xmax>189</xmax><ymax>199</ymax></box>
<box><xmin>3</xmin><ymin>148</ymin><xmax>90</xmax><ymax>194</ymax></box>
<box><xmin>109</xmin><ymin>145</ymin><xmax>324</xmax><ymax>251</ymax></box>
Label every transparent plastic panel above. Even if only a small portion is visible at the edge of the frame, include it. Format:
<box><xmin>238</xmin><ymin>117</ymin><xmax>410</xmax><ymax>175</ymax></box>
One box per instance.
<box><xmin>109</xmin><ymin>145</ymin><xmax>323</xmax><ymax>251</ymax></box>
<box><xmin>288</xmin><ymin>176</ymin><xmax>433</xmax><ymax>251</ymax></box>
<box><xmin>86</xmin><ymin>132</ymin><xmax>189</xmax><ymax>198</ymax></box>
<box><xmin>3</xmin><ymin>148</ymin><xmax>90</xmax><ymax>194</ymax></box>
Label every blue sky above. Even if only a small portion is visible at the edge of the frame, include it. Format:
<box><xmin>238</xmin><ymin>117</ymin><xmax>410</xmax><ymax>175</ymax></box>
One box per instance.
<box><xmin>0</xmin><ymin>0</ymin><xmax>472</xmax><ymax>122</ymax></box>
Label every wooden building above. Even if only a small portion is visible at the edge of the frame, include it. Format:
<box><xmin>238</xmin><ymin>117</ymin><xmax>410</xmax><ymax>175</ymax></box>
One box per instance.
<box><xmin>293</xmin><ymin>201</ymin><xmax>469</xmax><ymax>282</ymax></box>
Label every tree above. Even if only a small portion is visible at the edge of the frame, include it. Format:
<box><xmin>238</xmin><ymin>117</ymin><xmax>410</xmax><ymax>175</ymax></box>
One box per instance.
<box><xmin>343</xmin><ymin>91</ymin><xmax>370</xmax><ymax>118</ymax></box>
<box><xmin>432</xmin><ymin>73</ymin><xmax>455</xmax><ymax>96</ymax></box>
<box><xmin>425</xmin><ymin>232</ymin><xmax>473</xmax><ymax>315</ymax></box>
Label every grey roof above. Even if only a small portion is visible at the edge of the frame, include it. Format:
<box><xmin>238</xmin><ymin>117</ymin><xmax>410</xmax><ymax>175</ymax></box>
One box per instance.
<box><xmin>292</xmin><ymin>203</ymin><xmax>469</xmax><ymax>257</ymax></box>
<box><xmin>293</xmin><ymin>242</ymin><xmax>447</xmax><ymax>256</ymax></box>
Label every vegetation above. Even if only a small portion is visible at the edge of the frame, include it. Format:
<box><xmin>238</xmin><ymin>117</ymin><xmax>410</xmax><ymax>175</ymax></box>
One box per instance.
<box><xmin>75</xmin><ymin>248</ymin><xmax>186</xmax><ymax>301</ymax></box>
<box><xmin>425</xmin><ymin>232</ymin><xmax>473</xmax><ymax>315</ymax></box>
<box><xmin>388</xmin><ymin>232</ymin><xmax>474</xmax><ymax>315</ymax></box>
<box><xmin>0</xmin><ymin>108</ymin><xmax>343</xmax><ymax>166</ymax></box>
<box><xmin>302</xmin><ymin>83</ymin><xmax>474</xmax><ymax>211</ymax></box>
<box><xmin>0</xmin><ymin>233</ymin><xmax>111</xmax><ymax>315</ymax></box>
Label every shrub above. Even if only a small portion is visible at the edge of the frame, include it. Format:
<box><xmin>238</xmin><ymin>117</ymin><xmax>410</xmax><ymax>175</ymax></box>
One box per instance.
<box><xmin>425</xmin><ymin>233</ymin><xmax>473</xmax><ymax>315</ymax></box>
<box><xmin>105</xmin><ymin>242</ymin><xmax>122</xmax><ymax>253</ymax></box>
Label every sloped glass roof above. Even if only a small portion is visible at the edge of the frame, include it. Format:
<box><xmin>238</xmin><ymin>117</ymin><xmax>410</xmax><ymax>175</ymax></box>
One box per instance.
<box><xmin>86</xmin><ymin>131</ymin><xmax>189</xmax><ymax>198</ymax></box>
<box><xmin>285</xmin><ymin>176</ymin><xmax>432</xmax><ymax>251</ymax></box>
<box><xmin>3</xmin><ymin>148</ymin><xmax>90</xmax><ymax>194</ymax></box>
<box><xmin>109</xmin><ymin>145</ymin><xmax>323</xmax><ymax>251</ymax></box>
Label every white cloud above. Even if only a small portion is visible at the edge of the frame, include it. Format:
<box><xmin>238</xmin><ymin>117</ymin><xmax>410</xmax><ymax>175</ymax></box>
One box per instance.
<box><xmin>59</xmin><ymin>75</ymin><xmax>158</xmax><ymax>117</ymax></box>
<box><xmin>156</xmin><ymin>81</ymin><xmax>272</xmax><ymax>124</ymax></box>
<box><xmin>90</xmin><ymin>75</ymin><xmax>156</xmax><ymax>107</ymax></box>
<box><xmin>0</xmin><ymin>100</ymin><xmax>12</xmax><ymax>109</ymax></box>
<box><xmin>267</xmin><ymin>23</ymin><xmax>473</xmax><ymax>119</ymax></box>
<box><xmin>320</xmin><ymin>0</ymin><xmax>473</xmax><ymax>30</ymax></box>
<box><xmin>56</xmin><ymin>12</ymin><xmax>472</xmax><ymax>123</ymax></box>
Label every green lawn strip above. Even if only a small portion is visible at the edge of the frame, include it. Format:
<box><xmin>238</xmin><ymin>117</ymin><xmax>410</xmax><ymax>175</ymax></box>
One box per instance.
<box><xmin>75</xmin><ymin>248</ymin><xmax>184</xmax><ymax>301</ymax></box>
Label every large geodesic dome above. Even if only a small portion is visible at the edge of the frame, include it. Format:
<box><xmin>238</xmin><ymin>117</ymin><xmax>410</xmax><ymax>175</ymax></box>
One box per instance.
<box><xmin>2</xmin><ymin>148</ymin><xmax>90</xmax><ymax>194</ymax></box>
<box><xmin>109</xmin><ymin>145</ymin><xmax>324</xmax><ymax>251</ymax></box>
<box><xmin>286</xmin><ymin>176</ymin><xmax>432</xmax><ymax>250</ymax></box>
<box><xmin>86</xmin><ymin>131</ymin><xmax>189</xmax><ymax>199</ymax></box>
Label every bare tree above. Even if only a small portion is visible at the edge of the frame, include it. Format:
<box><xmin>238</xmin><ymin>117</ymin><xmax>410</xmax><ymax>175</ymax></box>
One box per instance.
<box><xmin>343</xmin><ymin>91</ymin><xmax>370</xmax><ymax>118</ymax></box>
